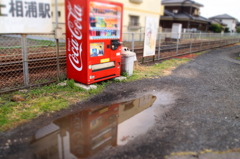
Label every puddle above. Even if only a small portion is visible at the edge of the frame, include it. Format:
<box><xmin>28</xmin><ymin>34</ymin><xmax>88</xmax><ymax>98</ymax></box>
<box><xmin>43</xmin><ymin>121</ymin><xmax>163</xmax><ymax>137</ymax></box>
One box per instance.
<box><xmin>3</xmin><ymin>91</ymin><xmax>176</xmax><ymax>159</ymax></box>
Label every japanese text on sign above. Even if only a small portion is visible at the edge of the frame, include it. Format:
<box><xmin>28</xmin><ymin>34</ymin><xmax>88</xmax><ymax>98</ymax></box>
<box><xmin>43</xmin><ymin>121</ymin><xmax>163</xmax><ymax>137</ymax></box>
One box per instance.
<box><xmin>0</xmin><ymin>0</ymin><xmax>52</xmax><ymax>33</ymax></box>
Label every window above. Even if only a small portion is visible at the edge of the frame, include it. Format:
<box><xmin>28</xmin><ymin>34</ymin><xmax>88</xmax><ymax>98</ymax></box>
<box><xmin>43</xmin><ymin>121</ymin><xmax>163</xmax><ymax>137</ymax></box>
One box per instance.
<box><xmin>58</xmin><ymin>11</ymin><xmax>61</xmax><ymax>17</ymax></box>
<box><xmin>129</xmin><ymin>15</ymin><xmax>139</xmax><ymax>27</ymax></box>
<box><xmin>193</xmin><ymin>9</ymin><xmax>199</xmax><ymax>16</ymax></box>
<box><xmin>51</xmin><ymin>11</ymin><xmax>61</xmax><ymax>17</ymax></box>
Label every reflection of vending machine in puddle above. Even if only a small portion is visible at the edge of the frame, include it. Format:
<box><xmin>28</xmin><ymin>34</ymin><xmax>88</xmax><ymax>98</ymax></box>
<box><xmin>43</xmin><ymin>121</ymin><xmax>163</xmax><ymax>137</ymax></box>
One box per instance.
<box><xmin>30</xmin><ymin>95</ymin><xmax>157</xmax><ymax>158</ymax></box>
<box><xmin>65</xmin><ymin>0</ymin><xmax>123</xmax><ymax>84</ymax></box>
<box><xmin>53</xmin><ymin>104</ymin><xmax>119</xmax><ymax>158</ymax></box>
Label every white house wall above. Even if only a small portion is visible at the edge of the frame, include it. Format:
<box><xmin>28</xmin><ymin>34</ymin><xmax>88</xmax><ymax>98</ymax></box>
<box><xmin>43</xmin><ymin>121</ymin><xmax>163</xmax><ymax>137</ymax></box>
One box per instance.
<box><xmin>222</xmin><ymin>19</ymin><xmax>236</xmax><ymax>32</ymax></box>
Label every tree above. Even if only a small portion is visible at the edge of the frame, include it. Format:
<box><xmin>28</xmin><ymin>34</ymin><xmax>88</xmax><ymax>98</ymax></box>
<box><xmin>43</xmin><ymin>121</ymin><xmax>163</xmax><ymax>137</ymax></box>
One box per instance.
<box><xmin>236</xmin><ymin>27</ymin><xmax>240</xmax><ymax>33</ymax></box>
<box><xmin>209</xmin><ymin>24</ymin><xmax>223</xmax><ymax>33</ymax></box>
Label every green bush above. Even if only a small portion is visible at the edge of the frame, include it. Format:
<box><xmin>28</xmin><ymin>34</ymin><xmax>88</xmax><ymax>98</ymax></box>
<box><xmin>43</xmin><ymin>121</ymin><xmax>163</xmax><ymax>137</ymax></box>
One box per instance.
<box><xmin>209</xmin><ymin>24</ymin><xmax>223</xmax><ymax>33</ymax></box>
<box><xmin>236</xmin><ymin>27</ymin><xmax>240</xmax><ymax>33</ymax></box>
<box><xmin>224</xmin><ymin>27</ymin><xmax>230</xmax><ymax>33</ymax></box>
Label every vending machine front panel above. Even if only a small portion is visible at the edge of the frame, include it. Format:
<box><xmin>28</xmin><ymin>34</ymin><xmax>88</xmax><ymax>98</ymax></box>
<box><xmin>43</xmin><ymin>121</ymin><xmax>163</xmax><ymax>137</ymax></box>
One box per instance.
<box><xmin>66</xmin><ymin>0</ymin><xmax>123</xmax><ymax>84</ymax></box>
<box><xmin>88</xmin><ymin>1</ymin><xmax>123</xmax><ymax>84</ymax></box>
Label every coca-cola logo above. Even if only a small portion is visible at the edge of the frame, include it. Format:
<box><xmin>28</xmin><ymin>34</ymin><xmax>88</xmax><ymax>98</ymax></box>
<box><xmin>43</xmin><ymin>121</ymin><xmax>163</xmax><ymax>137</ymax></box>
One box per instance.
<box><xmin>67</xmin><ymin>2</ymin><xmax>83</xmax><ymax>71</ymax></box>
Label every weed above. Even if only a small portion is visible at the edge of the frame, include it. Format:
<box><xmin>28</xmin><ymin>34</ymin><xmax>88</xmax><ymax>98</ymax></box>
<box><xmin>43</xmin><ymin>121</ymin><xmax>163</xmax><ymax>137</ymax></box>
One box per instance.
<box><xmin>235</xmin><ymin>56</ymin><xmax>240</xmax><ymax>60</ymax></box>
<box><xmin>121</xmin><ymin>72</ymin><xmax>128</xmax><ymax>77</ymax></box>
<box><xmin>125</xmin><ymin>58</ymin><xmax>190</xmax><ymax>81</ymax></box>
<box><xmin>20</xmin><ymin>112</ymin><xmax>37</xmax><ymax>120</ymax></box>
<box><xmin>66</xmin><ymin>79</ymin><xmax>75</xmax><ymax>88</ymax></box>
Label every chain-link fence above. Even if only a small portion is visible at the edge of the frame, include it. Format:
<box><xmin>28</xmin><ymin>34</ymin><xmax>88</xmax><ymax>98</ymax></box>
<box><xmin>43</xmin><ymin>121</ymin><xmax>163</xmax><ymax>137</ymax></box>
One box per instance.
<box><xmin>1</xmin><ymin>32</ymin><xmax>240</xmax><ymax>93</ymax></box>
<box><xmin>123</xmin><ymin>32</ymin><xmax>240</xmax><ymax>62</ymax></box>
<box><xmin>0</xmin><ymin>33</ymin><xmax>66</xmax><ymax>93</ymax></box>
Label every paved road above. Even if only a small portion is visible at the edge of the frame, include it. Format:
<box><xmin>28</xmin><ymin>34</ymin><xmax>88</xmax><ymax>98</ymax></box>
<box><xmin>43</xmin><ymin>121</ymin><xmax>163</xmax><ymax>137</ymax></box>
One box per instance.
<box><xmin>0</xmin><ymin>45</ymin><xmax>240</xmax><ymax>159</ymax></box>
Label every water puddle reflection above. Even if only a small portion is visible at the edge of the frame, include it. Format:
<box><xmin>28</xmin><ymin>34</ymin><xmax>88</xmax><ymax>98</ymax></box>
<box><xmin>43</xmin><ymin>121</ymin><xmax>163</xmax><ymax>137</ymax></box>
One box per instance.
<box><xmin>31</xmin><ymin>94</ymin><xmax>158</xmax><ymax>158</ymax></box>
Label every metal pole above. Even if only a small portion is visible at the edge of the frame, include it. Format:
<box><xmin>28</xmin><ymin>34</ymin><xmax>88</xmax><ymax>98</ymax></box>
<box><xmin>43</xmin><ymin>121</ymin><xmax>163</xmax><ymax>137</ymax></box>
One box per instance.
<box><xmin>225</xmin><ymin>33</ymin><xmax>228</xmax><ymax>46</ymax></box>
<box><xmin>56</xmin><ymin>39</ymin><xmax>60</xmax><ymax>81</ymax></box>
<box><xmin>208</xmin><ymin>33</ymin><xmax>211</xmax><ymax>49</ymax></box>
<box><xmin>54</xmin><ymin>0</ymin><xmax>61</xmax><ymax>81</ymax></box>
<box><xmin>200</xmin><ymin>33</ymin><xmax>203</xmax><ymax>51</ymax></box>
<box><xmin>21</xmin><ymin>34</ymin><xmax>29</xmax><ymax>87</ymax></box>
<box><xmin>55</xmin><ymin>0</ymin><xmax>58</xmax><ymax>28</ymax></box>
<box><xmin>140</xmin><ymin>27</ymin><xmax>142</xmax><ymax>41</ymax></box>
<box><xmin>176</xmin><ymin>33</ymin><xmax>179</xmax><ymax>55</ymax></box>
<box><xmin>190</xmin><ymin>33</ymin><xmax>193</xmax><ymax>53</ymax></box>
<box><xmin>157</xmin><ymin>33</ymin><xmax>161</xmax><ymax>60</ymax></box>
<box><xmin>131</xmin><ymin>33</ymin><xmax>135</xmax><ymax>52</ymax></box>
<box><xmin>219</xmin><ymin>33</ymin><xmax>221</xmax><ymax>47</ymax></box>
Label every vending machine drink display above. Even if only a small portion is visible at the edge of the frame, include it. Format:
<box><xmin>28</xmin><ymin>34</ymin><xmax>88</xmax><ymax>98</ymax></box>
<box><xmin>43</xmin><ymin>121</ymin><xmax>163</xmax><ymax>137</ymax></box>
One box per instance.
<box><xmin>65</xmin><ymin>0</ymin><xmax>123</xmax><ymax>84</ymax></box>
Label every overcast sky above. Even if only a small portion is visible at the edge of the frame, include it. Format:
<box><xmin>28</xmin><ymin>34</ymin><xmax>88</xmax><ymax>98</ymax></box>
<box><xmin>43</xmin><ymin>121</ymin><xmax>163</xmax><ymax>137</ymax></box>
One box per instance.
<box><xmin>196</xmin><ymin>0</ymin><xmax>240</xmax><ymax>21</ymax></box>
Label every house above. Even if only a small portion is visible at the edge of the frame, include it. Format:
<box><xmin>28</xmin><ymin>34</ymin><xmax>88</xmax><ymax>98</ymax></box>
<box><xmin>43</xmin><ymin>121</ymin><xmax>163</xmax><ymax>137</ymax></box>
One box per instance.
<box><xmin>160</xmin><ymin>0</ymin><xmax>210</xmax><ymax>32</ymax></box>
<box><xmin>237</xmin><ymin>22</ymin><xmax>240</xmax><ymax>27</ymax></box>
<box><xmin>51</xmin><ymin>0</ymin><xmax>163</xmax><ymax>33</ymax></box>
<box><xmin>209</xmin><ymin>19</ymin><xmax>227</xmax><ymax>30</ymax></box>
<box><xmin>51</xmin><ymin>0</ymin><xmax>65</xmax><ymax>32</ymax></box>
<box><xmin>110</xmin><ymin>0</ymin><xmax>163</xmax><ymax>32</ymax></box>
<box><xmin>210</xmin><ymin>19</ymin><xmax>227</xmax><ymax>27</ymax></box>
<box><xmin>209</xmin><ymin>14</ymin><xmax>238</xmax><ymax>32</ymax></box>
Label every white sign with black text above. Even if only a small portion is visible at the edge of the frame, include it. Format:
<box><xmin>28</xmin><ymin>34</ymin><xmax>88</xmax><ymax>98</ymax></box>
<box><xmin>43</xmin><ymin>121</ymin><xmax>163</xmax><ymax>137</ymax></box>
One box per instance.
<box><xmin>0</xmin><ymin>0</ymin><xmax>52</xmax><ymax>33</ymax></box>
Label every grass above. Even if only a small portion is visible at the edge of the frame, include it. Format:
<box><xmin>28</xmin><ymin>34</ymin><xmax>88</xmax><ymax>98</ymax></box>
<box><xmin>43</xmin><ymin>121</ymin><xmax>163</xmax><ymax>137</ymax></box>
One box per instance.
<box><xmin>0</xmin><ymin>52</ymin><xmax>203</xmax><ymax>132</ymax></box>
<box><xmin>126</xmin><ymin>58</ymin><xmax>191</xmax><ymax>81</ymax></box>
<box><xmin>235</xmin><ymin>56</ymin><xmax>240</xmax><ymax>60</ymax></box>
<box><xmin>0</xmin><ymin>80</ymin><xmax>104</xmax><ymax>131</ymax></box>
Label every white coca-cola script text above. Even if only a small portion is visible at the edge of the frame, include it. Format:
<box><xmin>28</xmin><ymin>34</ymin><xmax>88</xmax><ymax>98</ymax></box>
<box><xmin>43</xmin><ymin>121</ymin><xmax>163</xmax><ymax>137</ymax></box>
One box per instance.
<box><xmin>67</xmin><ymin>2</ymin><xmax>83</xmax><ymax>71</ymax></box>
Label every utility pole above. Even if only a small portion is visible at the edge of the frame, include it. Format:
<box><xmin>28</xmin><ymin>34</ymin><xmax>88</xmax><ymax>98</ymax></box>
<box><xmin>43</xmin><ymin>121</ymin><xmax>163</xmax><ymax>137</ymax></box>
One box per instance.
<box><xmin>55</xmin><ymin>0</ymin><xmax>59</xmax><ymax>28</ymax></box>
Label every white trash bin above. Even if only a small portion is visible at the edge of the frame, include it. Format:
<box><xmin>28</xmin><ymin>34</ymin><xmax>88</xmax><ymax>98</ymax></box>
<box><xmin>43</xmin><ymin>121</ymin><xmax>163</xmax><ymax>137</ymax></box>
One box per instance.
<box><xmin>121</xmin><ymin>47</ymin><xmax>136</xmax><ymax>76</ymax></box>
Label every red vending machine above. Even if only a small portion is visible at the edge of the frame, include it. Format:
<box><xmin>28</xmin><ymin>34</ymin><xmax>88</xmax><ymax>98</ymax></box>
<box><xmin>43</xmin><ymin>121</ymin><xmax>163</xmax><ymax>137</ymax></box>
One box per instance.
<box><xmin>65</xmin><ymin>0</ymin><xmax>123</xmax><ymax>84</ymax></box>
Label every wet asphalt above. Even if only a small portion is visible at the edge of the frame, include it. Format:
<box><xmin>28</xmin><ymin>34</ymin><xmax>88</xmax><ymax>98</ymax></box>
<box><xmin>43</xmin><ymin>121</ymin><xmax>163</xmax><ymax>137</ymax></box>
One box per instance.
<box><xmin>0</xmin><ymin>45</ymin><xmax>240</xmax><ymax>159</ymax></box>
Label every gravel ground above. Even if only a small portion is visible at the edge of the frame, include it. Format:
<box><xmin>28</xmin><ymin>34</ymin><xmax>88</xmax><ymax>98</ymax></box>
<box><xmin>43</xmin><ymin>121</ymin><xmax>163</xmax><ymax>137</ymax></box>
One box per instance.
<box><xmin>88</xmin><ymin>45</ymin><xmax>240</xmax><ymax>159</ymax></box>
<box><xmin>0</xmin><ymin>45</ymin><xmax>240</xmax><ymax>159</ymax></box>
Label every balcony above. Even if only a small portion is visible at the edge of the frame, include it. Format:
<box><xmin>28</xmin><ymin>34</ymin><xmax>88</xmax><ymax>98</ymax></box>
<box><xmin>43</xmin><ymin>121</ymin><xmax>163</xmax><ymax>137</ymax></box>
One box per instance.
<box><xmin>129</xmin><ymin>0</ymin><xmax>143</xmax><ymax>4</ymax></box>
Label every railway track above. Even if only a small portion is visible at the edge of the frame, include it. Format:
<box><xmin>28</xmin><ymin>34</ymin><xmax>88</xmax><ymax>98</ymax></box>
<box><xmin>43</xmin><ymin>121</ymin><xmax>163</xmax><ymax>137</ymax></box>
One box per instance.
<box><xmin>0</xmin><ymin>38</ymin><xmax>239</xmax><ymax>92</ymax></box>
<box><xmin>0</xmin><ymin>39</ymin><xmax>238</xmax><ymax>75</ymax></box>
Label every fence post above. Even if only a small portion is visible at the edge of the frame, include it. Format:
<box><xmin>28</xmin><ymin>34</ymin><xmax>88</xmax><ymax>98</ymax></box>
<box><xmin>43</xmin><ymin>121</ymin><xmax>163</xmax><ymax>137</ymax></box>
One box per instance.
<box><xmin>200</xmin><ymin>33</ymin><xmax>203</xmax><ymax>51</ymax></box>
<box><xmin>131</xmin><ymin>33</ymin><xmax>135</xmax><ymax>52</ymax></box>
<box><xmin>157</xmin><ymin>33</ymin><xmax>161</xmax><ymax>60</ymax></box>
<box><xmin>225</xmin><ymin>33</ymin><xmax>228</xmax><ymax>46</ymax></box>
<box><xmin>56</xmin><ymin>39</ymin><xmax>60</xmax><ymax>81</ymax></box>
<box><xmin>140</xmin><ymin>28</ymin><xmax>142</xmax><ymax>41</ymax></box>
<box><xmin>219</xmin><ymin>33</ymin><xmax>222</xmax><ymax>47</ymax></box>
<box><xmin>190</xmin><ymin>33</ymin><xmax>193</xmax><ymax>53</ymax></box>
<box><xmin>208</xmin><ymin>33</ymin><xmax>211</xmax><ymax>49</ymax></box>
<box><xmin>21</xmin><ymin>34</ymin><xmax>29</xmax><ymax>87</ymax></box>
<box><xmin>176</xmin><ymin>33</ymin><xmax>179</xmax><ymax>55</ymax></box>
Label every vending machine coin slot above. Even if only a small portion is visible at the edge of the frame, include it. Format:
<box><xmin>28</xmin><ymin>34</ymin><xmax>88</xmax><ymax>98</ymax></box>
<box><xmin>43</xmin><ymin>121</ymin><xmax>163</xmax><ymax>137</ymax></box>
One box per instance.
<box><xmin>111</xmin><ymin>40</ymin><xmax>122</xmax><ymax>50</ymax></box>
